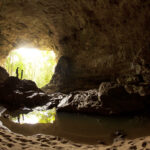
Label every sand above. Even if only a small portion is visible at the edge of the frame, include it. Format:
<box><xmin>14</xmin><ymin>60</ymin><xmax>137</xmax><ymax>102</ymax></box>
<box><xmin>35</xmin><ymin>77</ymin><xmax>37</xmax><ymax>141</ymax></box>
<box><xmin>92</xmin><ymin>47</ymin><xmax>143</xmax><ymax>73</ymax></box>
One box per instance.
<box><xmin>0</xmin><ymin>125</ymin><xmax>150</xmax><ymax>150</ymax></box>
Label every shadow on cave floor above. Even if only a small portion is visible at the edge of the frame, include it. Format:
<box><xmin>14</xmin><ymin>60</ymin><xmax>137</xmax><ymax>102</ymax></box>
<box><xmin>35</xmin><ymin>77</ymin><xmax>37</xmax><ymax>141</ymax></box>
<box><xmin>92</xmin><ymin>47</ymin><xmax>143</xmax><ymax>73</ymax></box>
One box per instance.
<box><xmin>1</xmin><ymin>108</ymin><xmax>150</xmax><ymax>145</ymax></box>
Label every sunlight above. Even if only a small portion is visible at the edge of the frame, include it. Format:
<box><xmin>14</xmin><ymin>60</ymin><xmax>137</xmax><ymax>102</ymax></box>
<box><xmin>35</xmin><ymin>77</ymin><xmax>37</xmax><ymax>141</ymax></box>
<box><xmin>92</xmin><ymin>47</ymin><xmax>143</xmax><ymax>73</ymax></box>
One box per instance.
<box><xmin>14</xmin><ymin>47</ymin><xmax>56</xmax><ymax>63</ymax></box>
<box><xmin>16</xmin><ymin>47</ymin><xmax>42</xmax><ymax>61</ymax></box>
<box><xmin>11</xmin><ymin>108</ymin><xmax>56</xmax><ymax>124</ymax></box>
<box><xmin>4</xmin><ymin>47</ymin><xmax>57</xmax><ymax>88</ymax></box>
<box><xmin>21</xmin><ymin>115</ymin><xmax>39</xmax><ymax>124</ymax></box>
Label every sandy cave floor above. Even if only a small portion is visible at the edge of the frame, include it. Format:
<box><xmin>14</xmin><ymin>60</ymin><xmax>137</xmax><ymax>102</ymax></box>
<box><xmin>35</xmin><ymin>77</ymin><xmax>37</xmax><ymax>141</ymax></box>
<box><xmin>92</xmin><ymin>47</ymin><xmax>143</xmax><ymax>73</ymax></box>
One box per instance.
<box><xmin>0</xmin><ymin>126</ymin><xmax>150</xmax><ymax>150</ymax></box>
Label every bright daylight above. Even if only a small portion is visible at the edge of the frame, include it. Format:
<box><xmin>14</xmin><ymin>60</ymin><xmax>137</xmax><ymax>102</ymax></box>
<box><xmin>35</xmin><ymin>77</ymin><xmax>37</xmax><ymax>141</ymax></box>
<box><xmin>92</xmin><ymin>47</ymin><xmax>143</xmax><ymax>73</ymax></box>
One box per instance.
<box><xmin>12</xmin><ymin>108</ymin><xmax>56</xmax><ymax>124</ymax></box>
<box><xmin>4</xmin><ymin>47</ymin><xmax>56</xmax><ymax>88</ymax></box>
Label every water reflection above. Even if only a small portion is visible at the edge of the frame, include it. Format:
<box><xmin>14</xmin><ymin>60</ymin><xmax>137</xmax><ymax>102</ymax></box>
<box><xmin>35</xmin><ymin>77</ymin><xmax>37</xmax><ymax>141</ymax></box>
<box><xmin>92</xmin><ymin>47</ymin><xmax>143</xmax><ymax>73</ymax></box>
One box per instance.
<box><xmin>11</xmin><ymin>108</ymin><xmax>56</xmax><ymax>124</ymax></box>
<box><xmin>1</xmin><ymin>110</ymin><xmax>150</xmax><ymax>144</ymax></box>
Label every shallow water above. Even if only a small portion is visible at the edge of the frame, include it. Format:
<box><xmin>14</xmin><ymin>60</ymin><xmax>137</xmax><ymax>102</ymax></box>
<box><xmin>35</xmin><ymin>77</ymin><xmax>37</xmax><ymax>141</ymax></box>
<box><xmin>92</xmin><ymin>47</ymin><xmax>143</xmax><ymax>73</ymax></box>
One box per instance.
<box><xmin>1</xmin><ymin>109</ymin><xmax>150</xmax><ymax>144</ymax></box>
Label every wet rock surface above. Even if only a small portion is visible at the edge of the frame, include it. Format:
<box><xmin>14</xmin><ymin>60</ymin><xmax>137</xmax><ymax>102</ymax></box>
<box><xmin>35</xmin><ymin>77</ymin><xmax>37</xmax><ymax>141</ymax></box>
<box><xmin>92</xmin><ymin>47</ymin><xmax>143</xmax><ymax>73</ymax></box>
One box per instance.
<box><xmin>57</xmin><ymin>89</ymin><xmax>100</xmax><ymax>113</ymax></box>
<box><xmin>36</xmin><ymin>92</ymin><xmax>66</xmax><ymax>110</ymax></box>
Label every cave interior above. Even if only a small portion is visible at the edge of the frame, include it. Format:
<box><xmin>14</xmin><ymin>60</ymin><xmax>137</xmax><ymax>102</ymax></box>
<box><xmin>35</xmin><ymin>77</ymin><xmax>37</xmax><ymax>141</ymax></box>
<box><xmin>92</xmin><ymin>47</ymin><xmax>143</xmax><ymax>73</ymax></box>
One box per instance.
<box><xmin>0</xmin><ymin>0</ymin><xmax>150</xmax><ymax>149</ymax></box>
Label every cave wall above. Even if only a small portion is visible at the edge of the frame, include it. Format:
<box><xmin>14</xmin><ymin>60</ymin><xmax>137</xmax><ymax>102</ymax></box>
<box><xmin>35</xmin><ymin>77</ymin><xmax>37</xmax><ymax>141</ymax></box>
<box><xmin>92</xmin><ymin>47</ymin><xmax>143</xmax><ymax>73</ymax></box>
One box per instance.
<box><xmin>0</xmin><ymin>0</ymin><xmax>150</xmax><ymax>93</ymax></box>
<box><xmin>0</xmin><ymin>66</ymin><xmax>9</xmax><ymax>84</ymax></box>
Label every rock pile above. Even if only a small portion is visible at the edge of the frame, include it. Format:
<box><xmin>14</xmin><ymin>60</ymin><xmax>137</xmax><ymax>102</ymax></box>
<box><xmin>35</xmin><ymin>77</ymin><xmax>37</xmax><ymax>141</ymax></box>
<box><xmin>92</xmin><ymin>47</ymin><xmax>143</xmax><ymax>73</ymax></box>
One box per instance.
<box><xmin>0</xmin><ymin>77</ymin><xmax>49</xmax><ymax>109</ymax></box>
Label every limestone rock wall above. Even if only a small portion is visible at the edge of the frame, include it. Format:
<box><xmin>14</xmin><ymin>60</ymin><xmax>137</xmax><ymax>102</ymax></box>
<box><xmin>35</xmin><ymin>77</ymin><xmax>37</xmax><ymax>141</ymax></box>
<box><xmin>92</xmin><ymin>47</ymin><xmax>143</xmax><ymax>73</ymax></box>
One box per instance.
<box><xmin>0</xmin><ymin>0</ymin><xmax>150</xmax><ymax>92</ymax></box>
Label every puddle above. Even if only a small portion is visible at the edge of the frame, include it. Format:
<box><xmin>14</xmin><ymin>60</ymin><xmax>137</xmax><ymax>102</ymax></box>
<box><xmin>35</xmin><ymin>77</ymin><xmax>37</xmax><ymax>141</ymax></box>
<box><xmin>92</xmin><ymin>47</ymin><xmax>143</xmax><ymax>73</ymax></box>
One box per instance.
<box><xmin>1</xmin><ymin>108</ymin><xmax>150</xmax><ymax>144</ymax></box>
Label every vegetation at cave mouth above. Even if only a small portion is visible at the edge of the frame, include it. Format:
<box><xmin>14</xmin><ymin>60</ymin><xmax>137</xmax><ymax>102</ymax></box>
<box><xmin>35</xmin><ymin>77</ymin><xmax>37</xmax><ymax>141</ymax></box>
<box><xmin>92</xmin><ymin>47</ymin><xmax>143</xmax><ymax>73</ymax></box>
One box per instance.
<box><xmin>4</xmin><ymin>48</ymin><xmax>56</xmax><ymax>88</ymax></box>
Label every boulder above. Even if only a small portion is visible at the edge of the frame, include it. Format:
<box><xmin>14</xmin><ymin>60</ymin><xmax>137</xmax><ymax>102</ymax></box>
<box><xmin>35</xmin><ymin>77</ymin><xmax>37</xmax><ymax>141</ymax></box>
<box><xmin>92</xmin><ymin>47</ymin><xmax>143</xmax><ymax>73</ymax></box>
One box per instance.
<box><xmin>57</xmin><ymin>89</ymin><xmax>101</xmax><ymax>114</ymax></box>
<box><xmin>0</xmin><ymin>77</ymin><xmax>49</xmax><ymax>109</ymax></box>
<box><xmin>56</xmin><ymin>82</ymin><xmax>150</xmax><ymax>115</ymax></box>
<box><xmin>0</xmin><ymin>66</ymin><xmax>9</xmax><ymax>84</ymax></box>
<box><xmin>1</xmin><ymin>76</ymin><xmax>39</xmax><ymax>92</ymax></box>
<box><xmin>98</xmin><ymin>82</ymin><xmax>145</xmax><ymax>115</ymax></box>
<box><xmin>35</xmin><ymin>93</ymin><xmax>66</xmax><ymax>110</ymax></box>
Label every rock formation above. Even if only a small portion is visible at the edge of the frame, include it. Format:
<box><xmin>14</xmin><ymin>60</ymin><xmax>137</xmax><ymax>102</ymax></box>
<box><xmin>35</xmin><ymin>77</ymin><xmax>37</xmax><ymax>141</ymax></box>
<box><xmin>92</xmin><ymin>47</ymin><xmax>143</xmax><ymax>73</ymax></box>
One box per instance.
<box><xmin>0</xmin><ymin>76</ymin><xmax>49</xmax><ymax>109</ymax></box>
<box><xmin>1</xmin><ymin>1</ymin><xmax>150</xmax><ymax>149</ymax></box>
<box><xmin>0</xmin><ymin>66</ymin><xmax>9</xmax><ymax>84</ymax></box>
<box><xmin>48</xmin><ymin>82</ymin><xmax>150</xmax><ymax>115</ymax></box>
<box><xmin>0</xmin><ymin>0</ymin><xmax>150</xmax><ymax>93</ymax></box>
<box><xmin>1</xmin><ymin>76</ymin><xmax>150</xmax><ymax>116</ymax></box>
<box><xmin>0</xmin><ymin>0</ymin><xmax>150</xmax><ymax>115</ymax></box>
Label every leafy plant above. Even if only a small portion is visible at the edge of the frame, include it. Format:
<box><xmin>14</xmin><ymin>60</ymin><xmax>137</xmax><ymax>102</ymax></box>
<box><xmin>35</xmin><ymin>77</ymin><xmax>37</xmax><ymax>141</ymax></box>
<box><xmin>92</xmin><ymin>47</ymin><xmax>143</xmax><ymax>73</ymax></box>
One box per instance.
<box><xmin>4</xmin><ymin>48</ymin><xmax>56</xmax><ymax>88</ymax></box>
<box><xmin>11</xmin><ymin>108</ymin><xmax>56</xmax><ymax>124</ymax></box>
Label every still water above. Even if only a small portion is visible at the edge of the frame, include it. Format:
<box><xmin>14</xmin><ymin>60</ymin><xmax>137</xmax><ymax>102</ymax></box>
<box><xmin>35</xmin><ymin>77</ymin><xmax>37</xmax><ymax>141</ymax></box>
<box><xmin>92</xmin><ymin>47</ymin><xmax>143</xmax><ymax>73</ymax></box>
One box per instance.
<box><xmin>0</xmin><ymin>108</ymin><xmax>150</xmax><ymax>144</ymax></box>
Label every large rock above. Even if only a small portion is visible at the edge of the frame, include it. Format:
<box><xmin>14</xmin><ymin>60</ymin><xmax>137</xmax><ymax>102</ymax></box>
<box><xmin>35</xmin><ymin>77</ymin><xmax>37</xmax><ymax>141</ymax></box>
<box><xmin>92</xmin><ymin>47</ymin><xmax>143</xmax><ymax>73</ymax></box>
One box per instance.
<box><xmin>98</xmin><ymin>82</ymin><xmax>146</xmax><ymax>115</ymax></box>
<box><xmin>43</xmin><ymin>56</ymin><xmax>73</xmax><ymax>93</ymax></box>
<box><xmin>57</xmin><ymin>89</ymin><xmax>100</xmax><ymax>113</ymax></box>
<box><xmin>0</xmin><ymin>66</ymin><xmax>9</xmax><ymax>84</ymax></box>
<box><xmin>0</xmin><ymin>77</ymin><xmax>49</xmax><ymax>109</ymax></box>
<box><xmin>1</xmin><ymin>76</ymin><xmax>38</xmax><ymax>92</ymax></box>
<box><xmin>35</xmin><ymin>92</ymin><xmax>66</xmax><ymax>110</ymax></box>
<box><xmin>56</xmin><ymin>82</ymin><xmax>150</xmax><ymax>115</ymax></box>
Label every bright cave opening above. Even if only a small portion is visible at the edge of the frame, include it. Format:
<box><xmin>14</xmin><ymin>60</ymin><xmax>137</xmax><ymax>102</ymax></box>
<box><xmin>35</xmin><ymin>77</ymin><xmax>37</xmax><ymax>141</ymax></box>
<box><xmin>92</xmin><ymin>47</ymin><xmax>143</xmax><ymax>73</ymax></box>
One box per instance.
<box><xmin>3</xmin><ymin>47</ymin><xmax>57</xmax><ymax>88</ymax></box>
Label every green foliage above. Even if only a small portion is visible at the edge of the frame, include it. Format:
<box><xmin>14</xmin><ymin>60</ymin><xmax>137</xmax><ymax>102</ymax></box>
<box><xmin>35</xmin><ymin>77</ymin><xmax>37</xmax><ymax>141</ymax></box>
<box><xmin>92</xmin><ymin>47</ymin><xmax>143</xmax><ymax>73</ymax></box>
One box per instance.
<box><xmin>4</xmin><ymin>49</ymin><xmax>56</xmax><ymax>88</ymax></box>
<box><xmin>38</xmin><ymin>108</ymin><xmax>56</xmax><ymax>123</ymax></box>
<box><xmin>11</xmin><ymin>108</ymin><xmax>56</xmax><ymax>124</ymax></box>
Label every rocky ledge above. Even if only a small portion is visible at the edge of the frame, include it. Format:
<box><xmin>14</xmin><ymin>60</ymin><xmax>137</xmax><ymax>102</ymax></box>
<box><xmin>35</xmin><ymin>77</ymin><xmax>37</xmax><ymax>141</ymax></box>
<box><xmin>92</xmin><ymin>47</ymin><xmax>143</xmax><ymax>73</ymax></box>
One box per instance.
<box><xmin>52</xmin><ymin>82</ymin><xmax>150</xmax><ymax>115</ymax></box>
<box><xmin>0</xmin><ymin>76</ymin><xmax>49</xmax><ymax>109</ymax></box>
<box><xmin>1</xmin><ymin>76</ymin><xmax>150</xmax><ymax>115</ymax></box>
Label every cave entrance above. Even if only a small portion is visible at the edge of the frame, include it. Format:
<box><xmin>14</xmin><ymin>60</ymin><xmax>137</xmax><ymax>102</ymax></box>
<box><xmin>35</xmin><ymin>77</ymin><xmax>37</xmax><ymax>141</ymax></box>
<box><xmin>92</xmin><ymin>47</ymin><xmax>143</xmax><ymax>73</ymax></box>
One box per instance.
<box><xmin>3</xmin><ymin>47</ymin><xmax>56</xmax><ymax>88</ymax></box>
